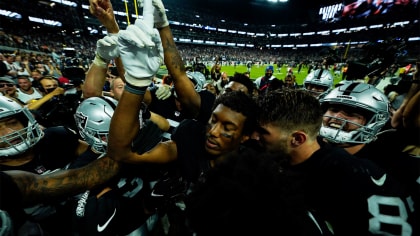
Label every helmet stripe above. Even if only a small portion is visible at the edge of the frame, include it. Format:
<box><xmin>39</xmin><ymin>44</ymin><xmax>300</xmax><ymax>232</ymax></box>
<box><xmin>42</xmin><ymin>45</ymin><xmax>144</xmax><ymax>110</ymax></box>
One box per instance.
<box><xmin>342</xmin><ymin>82</ymin><xmax>360</xmax><ymax>95</ymax></box>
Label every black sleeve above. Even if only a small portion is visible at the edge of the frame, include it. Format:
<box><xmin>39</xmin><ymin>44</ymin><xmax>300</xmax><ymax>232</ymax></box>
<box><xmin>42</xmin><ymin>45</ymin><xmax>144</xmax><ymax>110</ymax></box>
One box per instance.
<box><xmin>196</xmin><ymin>90</ymin><xmax>216</xmax><ymax>124</ymax></box>
<box><xmin>0</xmin><ymin>172</ymin><xmax>27</xmax><ymax>231</ymax></box>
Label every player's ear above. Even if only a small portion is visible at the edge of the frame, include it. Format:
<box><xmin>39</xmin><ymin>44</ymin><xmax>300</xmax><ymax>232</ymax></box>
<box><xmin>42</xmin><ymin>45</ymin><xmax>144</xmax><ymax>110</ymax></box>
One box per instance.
<box><xmin>291</xmin><ymin>131</ymin><xmax>307</xmax><ymax>146</ymax></box>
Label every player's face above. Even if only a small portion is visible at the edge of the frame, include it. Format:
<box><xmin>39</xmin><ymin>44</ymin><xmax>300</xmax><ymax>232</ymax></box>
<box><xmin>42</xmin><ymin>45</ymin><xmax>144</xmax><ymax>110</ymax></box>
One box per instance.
<box><xmin>305</xmin><ymin>84</ymin><xmax>327</xmax><ymax>93</ymax></box>
<box><xmin>256</xmin><ymin>123</ymin><xmax>291</xmax><ymax>154</ymax></box>
<box><xmin>322</xmin><ymin>104</ymin><xmax>367</xmax><ymax>132</ymax></box>
<box><xmin>0</xmin><ymin>116</ymin><xmax>25</xmax><ymax>149</ymax></box>
<box><xmin>205</xmin><ymin>104</ymin><xmax>248</xmax><ymax>156</ymax></box>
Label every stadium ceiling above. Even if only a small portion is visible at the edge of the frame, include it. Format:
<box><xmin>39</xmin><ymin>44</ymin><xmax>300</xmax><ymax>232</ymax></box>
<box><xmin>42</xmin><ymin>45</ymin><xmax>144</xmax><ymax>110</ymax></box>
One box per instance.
<box><xmin>173</xmin><ymin>0</ymin><xmax>321</xmax><ymax>25</ymax></box>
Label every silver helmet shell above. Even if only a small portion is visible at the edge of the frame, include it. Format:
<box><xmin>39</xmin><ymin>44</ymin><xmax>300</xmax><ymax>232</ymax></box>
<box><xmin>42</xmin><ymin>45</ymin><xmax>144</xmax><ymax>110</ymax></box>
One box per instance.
<box><xmin>186</xmin><ymin>71</ymin><xmax>206</xmax><ymax>92</ymax></box>
<box><xmin>303</xmin><ymin>68</ymin><xmax>334</xmax><ymax>99</ymax></box>
<box><xmin>0</xmin><ymin>96</ymin><xmax>44</xmax><ymax>157</ymax></box>
<box><xmin>319</xmin><ymin>82</ymin><xmax>390</xmax><ymax>144</ymax></box>
<box><xmin>74</xmin><ymin>96</ymin><xmax>118</xmax><ymax>153</ymax></box>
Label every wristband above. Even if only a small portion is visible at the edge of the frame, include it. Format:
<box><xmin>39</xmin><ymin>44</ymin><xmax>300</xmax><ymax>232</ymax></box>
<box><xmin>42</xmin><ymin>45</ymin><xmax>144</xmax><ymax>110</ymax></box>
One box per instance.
<box><xmin>125</xmin><ymin>83</ymin><xmax>148</xmax><ymax>95</ymax></box>
<box><xmin>92</xmin><ymin>54</ymin><xmax>109</xmax><ymax>69</ymax></box>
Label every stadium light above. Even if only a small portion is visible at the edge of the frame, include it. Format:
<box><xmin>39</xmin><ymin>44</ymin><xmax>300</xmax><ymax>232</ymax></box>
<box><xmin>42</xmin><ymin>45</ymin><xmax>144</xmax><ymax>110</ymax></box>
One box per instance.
<box><xmin>0</xmin><ymin>9</ymin><xmax>22</xmax><ymax>19</ymax></box>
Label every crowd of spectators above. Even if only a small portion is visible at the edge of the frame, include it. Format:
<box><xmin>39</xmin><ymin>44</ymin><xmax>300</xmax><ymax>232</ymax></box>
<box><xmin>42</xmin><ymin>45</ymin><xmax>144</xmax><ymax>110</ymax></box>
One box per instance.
<box><xmin>0</xmin><ymin>0</ymin><xmax>419</xmax><ymax>235</ymax></box>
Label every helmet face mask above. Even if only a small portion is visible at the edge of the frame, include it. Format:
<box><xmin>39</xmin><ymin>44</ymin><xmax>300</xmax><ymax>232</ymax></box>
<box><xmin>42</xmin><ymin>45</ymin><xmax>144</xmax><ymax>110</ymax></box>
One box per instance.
<box><xmin>303</xmin><ymin>69</ymin><xmax>334</xmax><ymax>99</ymax></box>
<box><xmin>319</xmin><ymin>82</ymin><xmax>390</xmax><ymax>144</ymax></box>
<box><xmin>0</xmin><ymin>96</ymin><xmax>43</xmax><ymax>157</ymax></box>
<box><xmin>74</xmin><ymin>97</ymin><xmax>118</xmax><ymax>153</ymax></box>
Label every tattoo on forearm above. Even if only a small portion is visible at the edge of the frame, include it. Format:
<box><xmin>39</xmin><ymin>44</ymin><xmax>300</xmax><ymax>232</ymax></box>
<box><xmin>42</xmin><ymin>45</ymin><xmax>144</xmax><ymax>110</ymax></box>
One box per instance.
<box><xmin>162</xmin><ymin>37</ymin><xmax>185</xmax><ymax>72</ymax></box>
<box><xmin>16</xmin><ymin>157</ymin><xmax>120</xmax><ymax>204</ymax></box>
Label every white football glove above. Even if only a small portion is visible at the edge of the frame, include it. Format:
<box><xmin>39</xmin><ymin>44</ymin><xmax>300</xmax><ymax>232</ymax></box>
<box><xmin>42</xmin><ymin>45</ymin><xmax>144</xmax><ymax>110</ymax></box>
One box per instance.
<box><xmin>152</xmin><ymin>0</ymin><xmax>169</xmax><ymax>29</ymax></box>
<box><xmin>96</xmin><ymin>34</ymin><xmax>119</xmax><ymax>61</ymax></box>
<box><xmin>118</xmin><ymin>19</ymin><xmax>163</xmax><ymax>94</ymax></box>
<box><xmin>155</xmin><ymin>84</ymin><xmax>172</xmax><ymax>100</ymax></box>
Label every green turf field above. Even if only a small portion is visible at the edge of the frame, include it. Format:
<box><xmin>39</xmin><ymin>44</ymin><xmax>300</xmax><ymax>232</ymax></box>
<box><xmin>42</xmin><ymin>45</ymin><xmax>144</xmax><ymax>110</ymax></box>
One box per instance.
<box><xmin>215</xmin><ymin>64</ymin><xmax>344</xmax><ymax>86</ymax></box>
<box><xmin>159</xmin><ymin>64</ymin><xmax>344</xmax><ymax>86</ymax></box>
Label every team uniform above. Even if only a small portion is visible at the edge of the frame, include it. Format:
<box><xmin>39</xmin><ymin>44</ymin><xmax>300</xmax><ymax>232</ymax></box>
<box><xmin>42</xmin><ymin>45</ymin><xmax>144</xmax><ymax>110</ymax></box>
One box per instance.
<box><xmin>0</xmin><ymin>126</ymin><xmax>81</xmax><ymax>235</ymax></box>
<box><xmin>148</xmin><ymin>87</ymin><xmax>215</xmax><ymax>140</ymax></box>
<box><xmin>305</xmin><ymin>141</ymin><xmax>417</xmax><ymax>236</ymax></box>
<box><xmin>354</xmin><ymin>128</ymin><xmax>420</xmax><ymax>234</ymax></box>
<box><xmin>156</xmin><ymin>119</ymin><xmax>330</xmax><ymax>235</ymax></box>
<box><xmin>0</xmin><ymin>126</ymin><xmax>80</xmax><ymax>174</ymax></box>
<box><xmin>70</xmin><ymin>97</ymin><xmax>171</xmax><ymax>235</ymax></box>
<box><xmin>318</xmin><ymin>82</ymin><xmax>419</xmax><ymax>235</ymax></box>
<box><xmin>0</xmin><ymin>172</ymin><xmax>27</xmax><ymax>236</ymax></box>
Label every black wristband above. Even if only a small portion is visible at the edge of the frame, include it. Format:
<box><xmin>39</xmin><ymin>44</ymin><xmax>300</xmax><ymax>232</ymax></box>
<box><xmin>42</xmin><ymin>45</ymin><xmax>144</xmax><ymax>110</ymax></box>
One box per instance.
<box><xmin>125</xmin><ymin>83</ymin><xmax>148</xmax><ymax>95</ymax></box>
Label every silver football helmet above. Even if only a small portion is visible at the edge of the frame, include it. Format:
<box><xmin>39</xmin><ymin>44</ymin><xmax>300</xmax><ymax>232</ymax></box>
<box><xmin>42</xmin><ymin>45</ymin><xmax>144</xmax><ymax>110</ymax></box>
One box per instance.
<box><xmin>0</xmin><ymin>96</ymin><xmax>44</xmax><ymax>157</ymax></box>
<box><xmin>186</xmin><ymin>71</ymin><xmax>206</xmax><ymax>92</ymax></box>
<box><xmin>303</xmin><ymin>68</ymin><xmax>334</xmax><ymax>99</ymax></box>
<box><xmin>74</xmin><ymin>96</ymin><xmax>118</xmax><ymax>153</ymax></box>
<box><xmin>319</xmin><ymin>82</ymin><xmax>390</xmax><ymax>144</ymax></box>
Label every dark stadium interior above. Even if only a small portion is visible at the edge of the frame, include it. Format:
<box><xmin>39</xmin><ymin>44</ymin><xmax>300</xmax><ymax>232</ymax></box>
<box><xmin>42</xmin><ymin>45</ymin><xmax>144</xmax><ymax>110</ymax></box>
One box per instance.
<box><xmin>0</xmin><ymin>0</ymin><xmax>419</xmax><ymax>63</ymax></box>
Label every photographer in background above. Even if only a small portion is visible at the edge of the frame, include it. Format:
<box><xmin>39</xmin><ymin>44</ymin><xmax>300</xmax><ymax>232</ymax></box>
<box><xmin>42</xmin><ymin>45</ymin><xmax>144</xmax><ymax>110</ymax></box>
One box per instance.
<box><xmin>30</xmin><ymin>76</ymin><xmax>81</xmax><ymax>130</ymax></box>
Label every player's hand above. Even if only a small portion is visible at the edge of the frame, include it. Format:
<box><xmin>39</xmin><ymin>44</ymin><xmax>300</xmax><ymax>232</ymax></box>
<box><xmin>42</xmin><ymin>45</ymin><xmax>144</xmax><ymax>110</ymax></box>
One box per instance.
<box><xmin>96</xmin><ymin>34</ymin><xmax>119</xmax><ymax>61</ymax></box>
<box><xmin>118</xmin><ymin>19</ymin><xmax>163</xmax><ymax>93</ymax></box>
<box><xmin>89</xmin><ymin>0</ymin><xmax>117</xmax><ymax>31</ymax></box>
<box><xmin>152</xmin><ymin>0</ymin><xmax>169</xmax><ymax>29</ymax></box>
<box><xmin>155</xmin><ymin>84</ymin><xmax>172</xmax><ymax>100</ymax></box>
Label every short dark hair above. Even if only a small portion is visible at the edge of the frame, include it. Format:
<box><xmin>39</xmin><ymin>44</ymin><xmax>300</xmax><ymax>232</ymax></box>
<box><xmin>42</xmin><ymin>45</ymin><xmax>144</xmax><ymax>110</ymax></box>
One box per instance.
<box><xmin>212</xmin><ymin>90</ymin><xmax>258</xmax><ymax>135</ymax></box>
<box><xmin>229</xmin><ymin>72</ymin><xmax>255</xmax><ymax>95</ymax></box>
<box><xmin>257</xmin><ymin>89</ymin><xmax>323</xmax><ymax>137</ymax></box>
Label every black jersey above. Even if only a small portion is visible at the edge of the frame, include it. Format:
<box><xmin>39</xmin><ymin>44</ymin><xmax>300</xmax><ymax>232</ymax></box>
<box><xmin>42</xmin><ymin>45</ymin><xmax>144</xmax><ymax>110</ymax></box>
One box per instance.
<box><xmin>291</xmin><ymin>143</ymin><xmax>417</xmax><ymax>236</ymax></box>
<box><xmin>0</xmin><ymin>172</ymin><xmax>26</xmax><ymax>235</ymax></box>
<box><xmin>171</xmin><ymin>119</ymin><xmax>209</xmax><ymax>183</ymax></box>
<box><xmin>72</xmin><ymin>120</ymin><xmax>168</xmax><ymax>235</ymax></box>
<box><xmin>148</xmin><ymin>88</ymin><xmax>215</xmax><ymax>140</ymax></box>
<box><xmin>0</xmin><ymin>126</ymin><xmax>81</xmax><ymax>235</ymax></box>
<box><xmin>355</xmin><ymin>128</ymin><xmax>420</xmax><ymax>236</ymax></box>
<box><xmin>148</xmin><ymin>86</ymin><xmax>185</xmax><ymax>124</ymax></box>
<box><xmin>355</xmin><ymin>129</ymin><xmax>420</xmax><ymax>198</ymax></box>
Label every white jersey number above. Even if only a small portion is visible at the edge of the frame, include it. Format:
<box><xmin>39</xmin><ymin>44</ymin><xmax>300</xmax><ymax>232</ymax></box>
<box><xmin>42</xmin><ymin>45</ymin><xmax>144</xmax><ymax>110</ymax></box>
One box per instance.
<box><xmin>368</xmin><ymin>195</ymin><xmax>412</xmax><ymax>236</ymax></box>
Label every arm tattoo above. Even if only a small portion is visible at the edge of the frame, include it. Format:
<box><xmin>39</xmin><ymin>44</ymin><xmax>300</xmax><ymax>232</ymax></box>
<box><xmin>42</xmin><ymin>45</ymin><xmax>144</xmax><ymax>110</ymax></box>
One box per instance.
<box><xmin>6</xmin><ymin>156</ymin><xmax>120</xmax><ymax>205</ymax></box>
<box><xmin>162</xmin><ymin>37</ymin><xmax>185</xmax><ymax>72</ymax></box>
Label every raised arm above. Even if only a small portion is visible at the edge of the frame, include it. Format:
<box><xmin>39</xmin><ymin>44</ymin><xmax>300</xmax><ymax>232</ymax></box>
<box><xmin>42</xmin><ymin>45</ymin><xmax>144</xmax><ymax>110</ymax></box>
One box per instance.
<box><xmin>107</xmin><ymin>3</ymin><xmax>173</xmax><ymax>163</ymax></box>
<box><xmin>152</xmin><ymin>0</ymin><xmax>201</xmax><ymax>118</ymax></box>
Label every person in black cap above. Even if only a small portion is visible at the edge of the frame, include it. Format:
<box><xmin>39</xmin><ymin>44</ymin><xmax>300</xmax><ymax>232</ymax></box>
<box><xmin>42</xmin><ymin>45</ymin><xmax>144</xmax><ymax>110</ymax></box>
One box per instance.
<box><xmin>0</xmin><ymin>76</ymin><xmax>24</xmax><ymax>105</ymax></box>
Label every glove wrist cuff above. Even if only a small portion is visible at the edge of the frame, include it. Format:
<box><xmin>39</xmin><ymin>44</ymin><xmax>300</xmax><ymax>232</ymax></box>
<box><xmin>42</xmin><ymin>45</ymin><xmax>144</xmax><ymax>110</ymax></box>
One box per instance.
<box><xmin>155</xmin><ymin>22</ymin><xmax>169</xmax><ymax>30</ymax></box>
<box><xmin>92</xmin><ymin>53</ymin><xmax>110</xmax><ymax>69</ymax></box>
<box><xmin>125</xmin><ymin>83</ymin><xmax>148</xmax><ymax>95</ymax></box>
